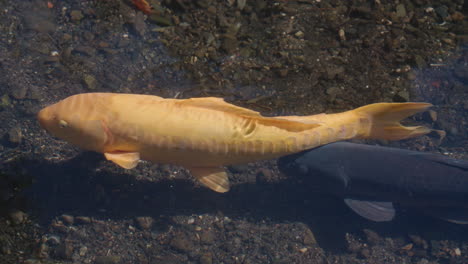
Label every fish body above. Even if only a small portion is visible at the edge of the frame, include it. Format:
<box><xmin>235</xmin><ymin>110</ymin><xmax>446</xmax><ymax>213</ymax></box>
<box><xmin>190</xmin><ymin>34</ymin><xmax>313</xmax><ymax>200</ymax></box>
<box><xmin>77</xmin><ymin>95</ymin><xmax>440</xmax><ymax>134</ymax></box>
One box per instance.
<box><xmin>38</xmin><ymin>93</ymin><xmax>433</xmax><ymax>192</ymax></box>
<box><xmin>277</xmin><ymin>142</ymin><xmax>468</xmax><ymax>223</ymax></box>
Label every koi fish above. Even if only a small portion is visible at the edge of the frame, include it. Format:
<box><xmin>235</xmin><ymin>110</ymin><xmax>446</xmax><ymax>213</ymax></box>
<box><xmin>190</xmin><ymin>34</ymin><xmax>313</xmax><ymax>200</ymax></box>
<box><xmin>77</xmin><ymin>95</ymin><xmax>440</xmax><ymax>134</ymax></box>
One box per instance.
<box><xmin>277</xmin><ymin>142</ymin><xmax>468</xmax><ymax>224</ymax></box>
<box><xmin>37</xmin><ymin>93</ymin><xmax>433</xmax><ymax>193</ymax></box>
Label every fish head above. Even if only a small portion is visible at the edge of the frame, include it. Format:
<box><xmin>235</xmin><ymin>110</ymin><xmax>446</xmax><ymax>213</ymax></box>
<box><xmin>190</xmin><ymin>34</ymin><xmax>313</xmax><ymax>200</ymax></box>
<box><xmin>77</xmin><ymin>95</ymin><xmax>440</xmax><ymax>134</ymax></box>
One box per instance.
<box><xmin>37</xmin><ymin>96</ymin><xmax>108</xmax><ymax>152</ymax></box>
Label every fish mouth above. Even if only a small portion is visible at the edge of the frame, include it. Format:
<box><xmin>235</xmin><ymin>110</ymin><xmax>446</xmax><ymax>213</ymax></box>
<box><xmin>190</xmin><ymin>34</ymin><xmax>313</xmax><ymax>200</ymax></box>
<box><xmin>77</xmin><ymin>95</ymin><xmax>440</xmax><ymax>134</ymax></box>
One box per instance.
<box><xmin>37</xmin><ymin>107</ymin><xmax>52</xmax><ymax>130</ymax></box>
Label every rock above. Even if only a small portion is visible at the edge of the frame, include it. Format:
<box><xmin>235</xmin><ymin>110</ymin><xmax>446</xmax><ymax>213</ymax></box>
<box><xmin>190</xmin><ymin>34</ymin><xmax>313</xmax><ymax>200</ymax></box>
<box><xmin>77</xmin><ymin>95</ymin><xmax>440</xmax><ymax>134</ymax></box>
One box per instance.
<box><xmin>396</xmin><ymin>4</ymin><xmax>407</xmax><ymax>18</ymax></box>
<box><xmin>359</xmin><ymin>247</ymin><xmax>371</xmax><ymax>258</ymax></box>
<box><xmin>435</xmin><ymin>6</ymin><xmax>449</xmax><ymax>19</ymax></box>
<box><xmin>277</xmin><ymin>69</ymin><xmax>289</xmax><ymax>78</ymax></box>
<box><xmin>256</xmin><ymin>168</ymin><xmax>273</xmax><ymax>182</ymax></box>
<box><xmin>170</xmin><ymin>233</ymin><xmax>194</xmax><ymax>253</ymax></box>
<box><xmin>75</xmin><ymin>216</ymin><xmax>91</xmax><ymax>224</ymax></box>
<box><xmin>83</xmin><ymin>74</ymin><xmax>98</xmax><ymax>90</ymax></box>
<box><xmin>199</xmin><ymin>252</ymin><xmax>213</xmax><ymax>264</ymax></box>
<box><xmin>303</xmin><ymin>228</ymin><xmax>317</xmax><ymax>245</ymax></box>
<box><xmin>325</xmin><ymin>66</ymin><xmax>345</xmax><ymax>79</ymax></box>
<box><xmin>135</xmin><ymin>216</ymin><xmax>154</xmax><ymax>230</ymax></box>
<box><xmin>0</xmin><ymin>94</ymin><xmax>11</xmax><ymax>109</ymax></box>
<box><xmin>199</xmin><ymin>230</ymin><xmax>216</xmax><ymax>244</ymax></box>
<box><xmin>60</xmin><ymin>215</ymin><xmax>74</xmax><ymax>225</ymax></box>
<box><xmin>54</xmin><ymin>240</ymin><xmax>73</xmax><ymax>260</ymax></box>
<box><xmin>95</xmin><ymin>255</ymin><xmax>121</xmax><ymax>264</ymax></box>
<box><xmin>70</xmin><ymin>10</ymin><xmax>84</xmax><ymax>22</ymax></box>
<box><xmin>10</xmin><ymin>86</ymin><xmax>28</xmax><ymax>100</ymax></box>
<box><xmin>221</xmin><ymin>35</ymin><xmax>238</xmax><ymax>53</ymax></box>
<box><xmin>8</xmin><ymin>127</ymin><xmax>22</xmax><ymax>145</ymax></box>
<box><xmin>8</xmin><ymin>210</ymin><xmax>27</xmax><ymax>225</ymax></box>
<box><xmin>363</xmin><ymin>229</ymin><xmax>380</xmax><ymax>245</ymax></box>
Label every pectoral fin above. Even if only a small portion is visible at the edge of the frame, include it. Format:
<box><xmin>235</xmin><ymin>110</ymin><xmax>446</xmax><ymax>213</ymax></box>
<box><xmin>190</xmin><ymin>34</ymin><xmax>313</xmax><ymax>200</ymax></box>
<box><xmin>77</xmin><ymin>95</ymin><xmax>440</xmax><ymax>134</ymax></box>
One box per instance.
<box><xmin>104</xmin><ymin>152</ymin><xmax>140</xmax><ymax>169</ymax></box>
<box><xmin>189</xmin><ymin>167</ymin><xmax>230</xmax><ymax>193</ymax></box>
<box><xmin>344</xmin><ymin>199</ymin><xmax>395</xmax><ymax>222</ymax></box>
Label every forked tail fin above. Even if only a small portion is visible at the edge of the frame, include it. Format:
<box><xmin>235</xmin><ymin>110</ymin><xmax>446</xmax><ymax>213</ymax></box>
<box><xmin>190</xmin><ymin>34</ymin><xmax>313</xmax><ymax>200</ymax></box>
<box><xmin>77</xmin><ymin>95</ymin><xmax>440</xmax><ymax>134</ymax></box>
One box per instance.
<box><xmin>354</xmin><ymin>102</ymin><xmax>433</xmax><ymax>140</ymax></box>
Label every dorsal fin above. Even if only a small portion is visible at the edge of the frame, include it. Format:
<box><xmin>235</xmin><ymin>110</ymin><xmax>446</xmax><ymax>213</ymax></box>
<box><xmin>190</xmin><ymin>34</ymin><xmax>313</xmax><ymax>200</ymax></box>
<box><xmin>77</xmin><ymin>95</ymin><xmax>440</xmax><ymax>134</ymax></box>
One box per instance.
<box><xmin>180</xmin><ymin>97</ymin><xmax>321</xmax><ymax>132</ymax></box>
<box><xmin>179</xmin><ymin>97</ymin><xmax>262</xmax><ymax>117</ymax></box>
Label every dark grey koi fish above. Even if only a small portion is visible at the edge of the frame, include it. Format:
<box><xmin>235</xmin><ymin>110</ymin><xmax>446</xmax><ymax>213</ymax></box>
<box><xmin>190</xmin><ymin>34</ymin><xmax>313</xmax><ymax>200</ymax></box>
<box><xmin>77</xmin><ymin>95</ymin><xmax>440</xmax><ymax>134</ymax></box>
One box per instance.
<box><xmin>277</xmin><ymin>142</ymin><xmax>468</xmax><ymax>224</ymax></box>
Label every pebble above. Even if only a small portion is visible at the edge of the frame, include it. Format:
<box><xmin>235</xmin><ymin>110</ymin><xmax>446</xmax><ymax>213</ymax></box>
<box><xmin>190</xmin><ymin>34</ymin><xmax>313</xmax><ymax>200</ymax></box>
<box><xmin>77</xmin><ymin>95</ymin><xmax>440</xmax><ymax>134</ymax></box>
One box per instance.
<box><xmin>199</xmin><ymin>230</ymin><xmax>216</xmax><ymax>244</ymax></box>
<box><xmin>60</xmin><ymin>215</ymin><xmax>74</xmax><ymax>225</ymax></box>
<box><xmin>79</xmin><ymin>246</ymin><xmax>88</xmax><ymax>256</ymax></box>
<box><xmin>396</xmin><ymin>4</ymin><xmax>407</xmax><ymax>18</ymax></box>
<box><xmin>54</xmin><ymin>240</ymin><xmax>73</xmax><ymax>260</ymax></box>
<box><xmin>135</xmin><ymin>216</ymin><xmax>154</xmax><ymax>230</ymax></box>
<box><xmin>199</xmin><ymin>252</ymin><xmax>213</xmax><ymax>264</ymax></box>
<box><xmin>10</xmin><ymin>86</ymin><xmax>28</xmax><ymax>100</ymax></box>
<box><xmin>363</xmin><ymin>229</ymin><xmax>380</xmax><ymax>245</ymax></box>
<box><xmin>170</xmin><ymin>233</ymin><xmax>194</xmax><ymax>253</ymax></box>
<box><xmin>256</xmin><ymin>168</ymin><xmax>273</xmax><ymax>182</ymax></box>
<box><xmin>303</xmin><ymin>228</ymin><xmax>317</xmax><ymax>245</ymax></box>
<box><xmin>0</xmin><ymin>94</ymin><xmax>11</xmax><ymax>109</ymax></box>
<box><xmin>8</xmin><ymin>209</ymin><xmax>27</xmax><ymax>225</ymax></box>
<box><xmin>83</xmin><ymin>74</ymin><xmax>98</xmax><ymax>90</ymax></box>
<box><xmin>8</xmin><ymin>127</ymin><xmax>22</xmax><ymax>145</ymax></box>
<box><xmin>75</xmin><ymin>216</ymin><xmax>91</xmax><ymax>224</ymax></box>
<box><xmin>70</xmin><ymin>10</ymin><xmax>84</xmax><ymax>22</ymax></box>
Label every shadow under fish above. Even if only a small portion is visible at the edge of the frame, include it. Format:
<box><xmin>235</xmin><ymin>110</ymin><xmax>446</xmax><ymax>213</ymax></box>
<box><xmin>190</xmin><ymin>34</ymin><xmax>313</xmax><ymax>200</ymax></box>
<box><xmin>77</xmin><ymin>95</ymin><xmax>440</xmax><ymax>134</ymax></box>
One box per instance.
<box><xmin>277</xmin><ymin>142</ymin><xmax>468</xmax><ymax>224</ymax></box>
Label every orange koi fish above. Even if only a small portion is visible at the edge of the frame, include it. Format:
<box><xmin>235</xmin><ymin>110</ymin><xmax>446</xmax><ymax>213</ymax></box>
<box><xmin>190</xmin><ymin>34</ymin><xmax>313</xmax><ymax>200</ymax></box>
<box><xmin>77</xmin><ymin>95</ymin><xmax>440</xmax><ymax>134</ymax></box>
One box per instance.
<box><xmin>37</xmin><ymin>93</ymin><xmax>433</xmax><ymax>192</ymax></box>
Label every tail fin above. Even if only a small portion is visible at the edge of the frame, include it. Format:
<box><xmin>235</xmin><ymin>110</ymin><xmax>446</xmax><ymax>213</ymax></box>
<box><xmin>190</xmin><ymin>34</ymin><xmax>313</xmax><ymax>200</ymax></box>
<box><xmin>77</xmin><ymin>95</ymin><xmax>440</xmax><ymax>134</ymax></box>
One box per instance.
<box><xmin>355</xmin><ymin>102</ymin><xmax>433</xmax><ymax>140</ymax></box>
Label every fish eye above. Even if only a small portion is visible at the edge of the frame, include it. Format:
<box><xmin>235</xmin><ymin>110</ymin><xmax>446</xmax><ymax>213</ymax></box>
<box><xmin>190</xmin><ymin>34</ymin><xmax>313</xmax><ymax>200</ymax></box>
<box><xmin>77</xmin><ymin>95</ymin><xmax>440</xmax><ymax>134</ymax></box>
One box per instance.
<box><xmin>59</xmin><ymin>119</ymin><xmax>69</xmax><ymax>128</ymax></box>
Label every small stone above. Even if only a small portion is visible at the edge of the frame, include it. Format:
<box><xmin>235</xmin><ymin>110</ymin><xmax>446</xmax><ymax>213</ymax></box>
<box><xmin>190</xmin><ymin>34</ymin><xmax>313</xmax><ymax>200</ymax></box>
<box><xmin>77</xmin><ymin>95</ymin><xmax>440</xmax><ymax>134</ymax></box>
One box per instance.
<box><xmin>221</xmin><ymin>35</ymin><xmax>238</xmax><ymax>53</ymax></box>
<box><xmin>60</xmin><ymin>215</ymin><xmax>74</xmax><ymax>225</ymax></box>
<box><xmin>95</xmin><ymin>255</ymin><xmax>121</xmax><ymax>264</ymax></box>
<box><xmin>8</xmin><ymin>210</ymin><xmax>27</xmax><ymax>225</ymax></box>
<box><xmin>359</xmin><ymin>248</ymin><xmax>371</xmax><ymax>258</ymax></box>
<box><xmin>435</xmin><ymin>6</ymin><xmax>449</xmax><ymax>19</ymax></box>
<box><xmin>303</xmin><ymin>228</ymin><xmax>316</xmax><ymax>245</ymax></box>
<box><xmin>83</xmin><ymin>74</ymin><xmax>98</xmax><ymax>90</ymax></box>
<box><xmin>199</xmin><ymin>230</ymin><xmax>216</xmax><ymax>244</ymax></box>
<box><xmin>396</xmin><ymin>90</ymin><xmax>410</xmax><ymax>102</ymax></box>
<box><xmin>0</xmin><ymin>94</ymin><xmax>11</xmax><ymax>109</ymax></box>
<box><xmin>294</xmin><ymin>31</ymin><xmax>304</xmax><ymax>38</ymax></box>
<box><xmin>75</xmin><ymin>216</ymin><xmax>91</xmax><ymax>224</ymax></box>
<box><xmin>70</xmin><ymin>10</ymin><xmax>84</xmax><ymax>22</ymax></box>
<box><xmin>199</xmin><ymin>252</ymin><xmax>213</xmax><ymax>264</ymax></box>
<box><xmin>277</xmin><ymin>69</ymin><xmax>289</xmax><ymax>77</ymax></box>
<box><xmin>8</xmin><ymin>127</ymin><xmax>22</xmax><ymax>145</ymax></box>
<box><xmin>396</xmin><ymin>4</ymin><xmax>407</xmax><ymax>18</ymax></box>
<box><xmin>256</xmin><ymin>168</ymin><xmax>273</xmax><ymax>182</ymax></box>
<box><xmin>54</xmin><ymin>240</ymin><xmax>73</xmax><ymax>260</ymax></box>
<box><xmin>170</xmin><ymin>234</ymin><xmax>194</xmax><ymax>253</ymax></box>
<box><xmin>10</xmin><ymin>86</ymin><xmax>28</xmax><ymax>100</ymax></box>
<box><xmin>428</xmin><ymin>110</ymin><xmax>437</xmax><ymax>122</ymax></box>
<box><xmin>363</xmin><ymin>229</ymin><xmax>380</xmax><ymax>245</ymax></box>
<box><xmin>79</xmin><ymin>246</ymin><xmax>87</xmax><ymax>256</ymax></box>
<box><xmin>135</xmin><ymin>216</ymin><xmax>154</xmax><ymax>230</ymax></box>
<box><xmin>451</xmin><ymin>11</ymin><xmax>465</xmax><ymax>21</ymax></box>
<box><xmin>61</xmin><ymin>33</ymin><xmax>72</xmax><ymax>43</ymax></box>
<box><xmin>299</xmin><ymin>247</ymin><xmax>308</xmax><ymax>253</ymax></box>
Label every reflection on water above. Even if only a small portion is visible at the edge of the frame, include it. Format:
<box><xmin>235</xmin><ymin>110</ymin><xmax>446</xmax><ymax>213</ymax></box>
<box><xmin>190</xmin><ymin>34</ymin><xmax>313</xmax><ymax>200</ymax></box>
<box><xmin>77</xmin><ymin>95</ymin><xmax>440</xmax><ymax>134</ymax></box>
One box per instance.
<box><xmin>0</xmin><ymin>0</ymin><xmax>467</xmax><ymax>263</ymax></box>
